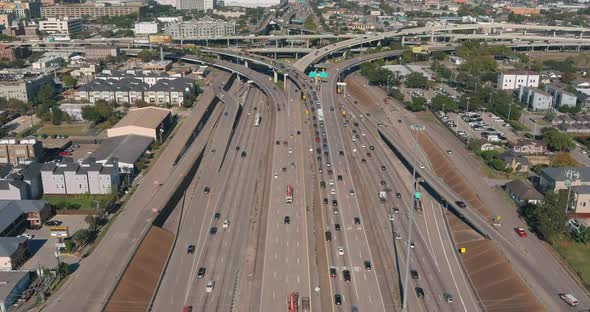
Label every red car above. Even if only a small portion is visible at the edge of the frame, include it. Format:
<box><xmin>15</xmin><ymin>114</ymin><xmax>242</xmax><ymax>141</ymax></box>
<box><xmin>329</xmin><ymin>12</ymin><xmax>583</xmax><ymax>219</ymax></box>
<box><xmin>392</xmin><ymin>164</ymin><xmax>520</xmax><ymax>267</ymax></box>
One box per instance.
<box><xmin>514</xmin><ymin>227</ymin><xmax>527</xmax><ymax>238</ymax></box>
<box><xmin>58</xmin><ymin>151</ymin><xmax>72</xmax><ymax>157</ymax></box>
<box><xmin>329</xmin><ymin>267</ymin><xmax>337</xmax><ymax>278</ymax></box>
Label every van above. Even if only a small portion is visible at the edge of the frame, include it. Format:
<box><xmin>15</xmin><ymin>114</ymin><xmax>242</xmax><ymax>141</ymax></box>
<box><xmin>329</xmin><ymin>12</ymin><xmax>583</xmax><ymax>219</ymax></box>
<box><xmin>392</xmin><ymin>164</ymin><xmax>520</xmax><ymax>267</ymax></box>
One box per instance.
<box><xmin>325</xmin><ymin>231</ymin><xmax>332</xmax><ymax>241</ymax></box>
<box><xmin>559</xmin><ymin>293</ymin><xmax>579</xmax><ymax>306</ymax></box>
<box><xmin>206</xmin><ymin>280</ymin><xmax>215</xmax><ymax>293</ymax></box>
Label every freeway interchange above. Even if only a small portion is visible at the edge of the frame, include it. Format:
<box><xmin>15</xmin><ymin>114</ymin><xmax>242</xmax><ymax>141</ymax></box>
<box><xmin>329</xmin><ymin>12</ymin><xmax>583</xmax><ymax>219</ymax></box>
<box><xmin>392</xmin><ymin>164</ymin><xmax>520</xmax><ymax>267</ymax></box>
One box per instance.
<box><xmin>40</xmin><ymin>25</ymin><xmax>590</xmax><ymax>312</ymax></box>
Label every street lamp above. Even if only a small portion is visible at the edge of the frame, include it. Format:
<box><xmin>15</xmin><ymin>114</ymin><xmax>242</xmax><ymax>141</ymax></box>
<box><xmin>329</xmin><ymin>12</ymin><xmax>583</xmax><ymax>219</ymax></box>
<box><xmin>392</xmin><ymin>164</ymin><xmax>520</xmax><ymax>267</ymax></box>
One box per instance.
<box><xmin>402</xmin><ymin>124</ymin><xmax>426</xmax><ymax>312</ymax></box>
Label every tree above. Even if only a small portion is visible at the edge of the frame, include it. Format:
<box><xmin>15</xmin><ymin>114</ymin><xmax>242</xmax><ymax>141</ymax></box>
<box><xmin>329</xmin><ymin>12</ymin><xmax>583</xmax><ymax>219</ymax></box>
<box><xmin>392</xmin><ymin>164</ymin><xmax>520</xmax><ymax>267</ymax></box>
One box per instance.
<box><xmin>542</xmin><ymin>128</ymin><xmax>575</xmax><ymax>151</ymax></box>
<box><xmin>63</xmin><ymin>75</ymin><xmax>77</xmax><ymax>89</ymax></box>
<box><xmin>572</xmin><ymin>226</ymin><xmax>590</xmax><ymax>245</ymax></box>
<box><xmin>138</xmin><ymin>49</ymin><xmax>159</xmax><ymax>62</ymax></box>
<box><xmin>431</xmin><ymin>95</ymin><xmax>458</xmax><ymax>112</ymax></box>
<box><xmin>64</xmin><ymin>239</ymin><xmax>75</xmax><ymax>253</ymax></box>
<box><xmin>36</xmin><ymin>85</ymin><xmax>55</xmax><ymax>104</ymax></box>
<box><xmin>85</xmin><ymin>215</ymin><xmax>100</xmax><ymax>233</ymax></box>
<box><xmin>404</xmin><ymin>72</ymin><xmax>429</xmax><ymax>89</ymax></box>
<box><xmin>81</xmin><ymin>105</ymin><xmax>99</xmax><ymax>122</ymax></box>
<box><xmin>57</xmin><ymin>262</ymin><xmax>70</xmax><ymax>278</ymax></box>
<box><xmin>36</xmin><ymin>103</ymin><xmax>51</xmax><ymax>121</ymax></box>
<box><xmin>405</xmin><ymin>96</ymin><xmax>426</xmax><ymax>112</ymax></box>
<box><xmin>522</xmin><ymin>192</ymin><xmax>567</xmax><ymax>241</ymax></box>
<box><xmin>51</xmin><ymin>107</ymin><xmax>64</xmax><ymax>125</ymax></box>
<box><xmin>431</xmin><ymin>51</ymin><xmax>447</xmax><ymax>61</ymax></box>
<box><xmin>304</xmin><ymin>16</ymin><xmax>317</xmax><ymax>30</ymax></box>
<box><xmin>561</xmin><ymin>72</ymin><xmax>577</xmax><ymax>83</ymax></box>
<box><xmin>550</xmin><ymin>152</ymin><xmax>581</xmax><ymax>167</ymax></box>
<box><xmin>72</xmin><ymin>229</ymin><xmax>90</xmax><ymax>247</ymax></box>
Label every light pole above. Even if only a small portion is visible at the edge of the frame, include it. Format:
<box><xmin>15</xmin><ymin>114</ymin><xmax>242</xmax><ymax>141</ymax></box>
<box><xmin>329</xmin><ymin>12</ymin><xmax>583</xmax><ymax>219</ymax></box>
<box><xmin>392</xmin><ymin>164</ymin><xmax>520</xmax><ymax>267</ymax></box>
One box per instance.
<box><xmin>387</xmin><ymin>75</ymin><xmax>395</xmax><ymax>94</ymax></box>
<box><xmin>402</xmin><ymin>124</ymin><xmax>426</xmax><ymax>312</ymax></box>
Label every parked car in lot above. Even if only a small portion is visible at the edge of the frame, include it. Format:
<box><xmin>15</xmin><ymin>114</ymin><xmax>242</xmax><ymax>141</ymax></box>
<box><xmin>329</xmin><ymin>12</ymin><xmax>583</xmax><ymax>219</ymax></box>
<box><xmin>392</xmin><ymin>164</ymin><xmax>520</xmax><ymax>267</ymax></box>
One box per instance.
<box><xmin>45</xmin><ymin>220</ymin><xmax>62</xmax><ymax>226</ymax></box>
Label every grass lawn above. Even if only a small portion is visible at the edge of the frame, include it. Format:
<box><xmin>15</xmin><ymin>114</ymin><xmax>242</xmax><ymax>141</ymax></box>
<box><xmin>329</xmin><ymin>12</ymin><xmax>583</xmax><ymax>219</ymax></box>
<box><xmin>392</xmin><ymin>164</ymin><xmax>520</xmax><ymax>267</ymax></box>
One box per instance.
<box><xmin>37</xmin><ymin>124</ymin><xmax>90</xmax><ymax>137</ymax></box>
<box><xmin>554</xmin><ymin>239</ymin><xmax>590</xmax><ymax>287</ymax></box>
<box><xmin>43</xmin><ymin>195</ymin><xmax>113</xmax><ymax>210</ymax></box>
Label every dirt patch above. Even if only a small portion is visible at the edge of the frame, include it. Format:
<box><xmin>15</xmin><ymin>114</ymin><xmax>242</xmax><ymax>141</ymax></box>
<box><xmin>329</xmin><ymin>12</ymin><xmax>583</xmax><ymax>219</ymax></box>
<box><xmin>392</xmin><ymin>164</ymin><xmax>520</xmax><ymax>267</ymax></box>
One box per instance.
<box><xmin>104</xmin><ymin>226</ymin><xmax>174</xmax><ymax>312</ymax></box>
<box><xmin>419</xmin><ymin>133</ymin><xmax>544</xmax><ymax>312</ymax></box>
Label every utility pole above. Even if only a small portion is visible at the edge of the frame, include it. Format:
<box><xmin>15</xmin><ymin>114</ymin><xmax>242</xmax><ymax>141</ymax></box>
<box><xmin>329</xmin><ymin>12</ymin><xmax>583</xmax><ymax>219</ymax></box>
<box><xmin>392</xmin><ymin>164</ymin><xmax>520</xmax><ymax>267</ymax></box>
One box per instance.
<box><xmin>402</xmin><ymin>124</ymin><xmax>426</xmax><ymax>312</ymax></box>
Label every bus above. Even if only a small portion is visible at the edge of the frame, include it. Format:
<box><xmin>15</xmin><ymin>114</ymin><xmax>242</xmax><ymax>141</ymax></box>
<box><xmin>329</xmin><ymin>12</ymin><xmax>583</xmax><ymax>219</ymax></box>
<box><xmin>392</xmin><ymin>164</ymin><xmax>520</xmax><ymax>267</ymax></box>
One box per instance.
<box><xmin>286</xmin><ymin>185</ymin><xmax>293</xmax><ymax>203</ymax></box>
<box><xmin>254</xmin><ymin>112</ymin><xmax>261</xmax><ymax>127</ymax></box>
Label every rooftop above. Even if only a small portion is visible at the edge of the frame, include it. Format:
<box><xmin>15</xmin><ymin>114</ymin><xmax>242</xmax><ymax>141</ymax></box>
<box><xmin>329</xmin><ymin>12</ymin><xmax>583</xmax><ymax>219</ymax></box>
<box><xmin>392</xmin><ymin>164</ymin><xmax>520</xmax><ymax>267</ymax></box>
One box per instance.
<box><xmin>0</xmin><ymin>271</ymin><xmax>30</xmax><ymax>301</ymax></box>
<box><xmin>501</xmin><ymin>70</ymin><xmax>539</xmax><ymax>75</ymax></box>
<box><xmin>0</xmin><ymin>237</ymin><xmax>26</xmax><ymax>257</ymax></box>
<box><xmin>93</xmin><ymin>135</ymin><xmax>153</xmax><ymax>165</ymax></box>
<box><xmin>505</xmin><ymin>180</ymin><xmax>543</xmax><ymax>201</ymax></box>
<box><xmin>542</xmin><ymin>167</ymin><xmax>590</xmax><ymax>182</ymax></box>
<box><xmin>110</xmin><ymin>107</ymin><xmax>171</xmax><ymax>131</ymax></box>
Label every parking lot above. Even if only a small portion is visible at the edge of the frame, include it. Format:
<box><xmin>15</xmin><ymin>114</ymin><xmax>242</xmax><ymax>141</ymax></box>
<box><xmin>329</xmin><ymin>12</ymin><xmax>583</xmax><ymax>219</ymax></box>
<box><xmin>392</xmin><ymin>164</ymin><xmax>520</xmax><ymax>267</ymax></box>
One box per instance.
<box><xmin>441</xmin><ymin>111</ymin><xmax>519</xmax><ymax>145</ymax></box>
<box><xmin>20</xmin><ymin>215</ymin><xmax>88</xmax><ymax>271</ymax></box>
<box><xmin>68</xmin><ymin>144</ymin><xmax>99</xmax><ymax>162</ymax></box>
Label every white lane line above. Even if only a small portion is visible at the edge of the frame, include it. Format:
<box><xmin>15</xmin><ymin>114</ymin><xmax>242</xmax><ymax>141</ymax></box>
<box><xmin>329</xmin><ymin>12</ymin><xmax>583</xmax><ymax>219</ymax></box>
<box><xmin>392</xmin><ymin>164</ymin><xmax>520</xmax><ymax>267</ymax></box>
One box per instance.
<box><xmin>422</xmin><ymin>199</ymin><xmax>440</xmax><ymax>270</ymax></box>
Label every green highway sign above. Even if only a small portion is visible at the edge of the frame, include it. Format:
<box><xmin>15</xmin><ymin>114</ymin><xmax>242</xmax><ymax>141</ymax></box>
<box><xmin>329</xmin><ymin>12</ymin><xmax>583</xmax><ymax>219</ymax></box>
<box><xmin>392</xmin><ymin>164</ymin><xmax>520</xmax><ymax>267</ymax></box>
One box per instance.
<box><xmin>319</xmin><ymin>71</ymin><xmax>328</xmax><ymax>78</ymax></box>
<box><xmin>309</xmin><ymin>71</ymin><xmax>318</xmax><ymax>78</ymax></box>
<box><xmin>414</xmin><ymin>192</ymin><xmax>421</xmax><ymax>200</ymax></box>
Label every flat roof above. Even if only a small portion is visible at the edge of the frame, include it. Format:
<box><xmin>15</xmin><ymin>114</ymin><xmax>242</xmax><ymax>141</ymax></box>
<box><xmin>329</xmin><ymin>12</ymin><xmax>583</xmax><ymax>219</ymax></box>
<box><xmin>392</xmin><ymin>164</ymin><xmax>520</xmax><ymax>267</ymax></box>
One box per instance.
<box><xmin>0</xmin><ymin>271</ymin><xmax>29</xmax><ymax>301</ymax></box>
<box><xmin>93</xmin><ymin>135</ymin><xmax>153</xmax><ymax>165</ymax></box>
<box><xmin>110</xmin><ymin>107</ymin><xmax>171</xmax><ymax>132</ymax></box>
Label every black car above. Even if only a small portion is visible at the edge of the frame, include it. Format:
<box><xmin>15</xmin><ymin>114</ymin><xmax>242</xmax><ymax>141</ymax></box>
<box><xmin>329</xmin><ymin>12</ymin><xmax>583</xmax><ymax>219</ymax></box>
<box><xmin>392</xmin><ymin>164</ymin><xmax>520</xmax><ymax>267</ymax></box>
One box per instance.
<box><xmin>324</xmin><ymin>152</ymin><xmax>329</xmax><ymax>157</ymax></box>
<box><xmin>364</xmin><ymin>260</ymin><xmax>372</xmax><ymax>271</ymax></box>
<box><xmin>369</xmin><ymin>145</ymin><xmax>375</xmax><ymax>150</ymax></box>
<box><xmin>339</xmin><ymin>151</ymin><xmax>344</xmax><ymax>156</ymax></box>
<box><xmin>415</xmin><ymin>287</ymin><xmax>425</xmax><ymax>298</ymax></box>
<box><xmin>284</xmin><ymin>216</ymin><xmax>291</xmax><ymax>224</ymax></box>
<box><xmin>241</xmin><ymin>151</ymin><xmax>247</xmax><ymax>157</ymax></box>
<box><xmin>380</xmin><ymin>180</ymin><xmax>387</xmax><ymax>186</ymax></box>
<box><xmin>204</xmin><ymin>186</ymin><xmax>210</xmax><ymax>194</ymax></box>
<box><xmin>396</xmin><ymin>192</ymin><xmax>401</xmax><ymax>198</ymax></box>
<box><xmin>337</xmin><ymin>175</ymin><xmax>343</xmax><ymax>181</ymax></box>
<box><xmin>455</xmin><ymin>201</ymin><xmax>467</xmax><ymax>208</ymax></box>
<box><xmin>197</xmin><ymin>267</ymin><xmax>206</xmax><ymax>278</ymax></box>
<box><xmin>381</xmin><ymin>166</ymin><xmax>386</xmax><ymax>171</ymax></box>
<box><xmin>327</xmin><ymin>169</ymin><xmax>333</xmax><ymax>176</ymax></box>
<box><xmin>214</xmin><ymin>212</ymin><xmax>221</xmax><ymax>219</ymax></box>
<box><xmin>325</xmin><ymin>231</ymin><xmax>332</xmax><ymax>241</ymax></box>
<box><xmin>235</xmin><ymin>146</ymin><xmax>240</xmax><ymax>151</ymax></box>
<box><xmin>209</xmin><ymin>227</ymin><xmax>217</xmax><ymax>235</ymax></box>
<box><xmin>354</xmin><ymin>217</ymin><xmax>361</xmax><ymax>225</ymax></box>
<box><xmin>343</xmin><ymin>270</ymin><xmax>351</xmax><ymax>282</ymax></box>
<box><xmin>323</xmin><ymin>198</ymin><xmax>329</xmax><ymax>205</ymax></box>
<box><xmin>411</xmin><ymin>270</ymin><xmax>419</xmax><ymax>279</ymax></box>
<box><xmin>276</xmin><ymin>140</ymin><xmax>280</xmax><ymax>145</ymax></box>
<box><xmin>330</xmin><ymin>267</ymin><xmax>337</xmax><ymax>277</ymax></box>
<box><xmin>320</xmin><ymin>181</ymin><xmax>326</xmax><ymax>188</ymax></box>
<box><xmin>45</xmin><ymin>220</ymin><xmax>62</xmax><ymax>226</ymax></box>
<box><xmin>361</xmin><ymin>159</ymin><xmax>366</xmax><ymax>163</ymax></box>
<box><xmin>334</xmin><ymin>294</ymin><xmax>342</xmax><ymax>305</ymax></box>
<box><xmin>187</xmin><ymin>245</ymin><xmax>195</xmax><ymax>254</ymax></box>
<box><xmin>335</xmin><ymin>224</ymin><xmax>341</xmax><ymax>231</ymax></box>
<box><xmin>332</xmin><ymin>199</ymin><xmax>338</xmax><ymax>206</ymax></box>
<box><xmin>297</xmin><ymin>131</ymin><xmax>301</xmax><ymax>135</ymax></box>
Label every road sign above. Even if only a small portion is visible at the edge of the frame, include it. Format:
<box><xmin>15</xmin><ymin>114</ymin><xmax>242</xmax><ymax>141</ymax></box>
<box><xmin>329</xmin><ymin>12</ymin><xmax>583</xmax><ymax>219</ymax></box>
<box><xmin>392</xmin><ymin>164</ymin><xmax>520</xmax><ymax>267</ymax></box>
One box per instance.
<box><xmin>460</xmin><ymin>247</ymin><xmax>466</xmax><ymax>254</ymax></box>
<box><xmin>309</xmin><ymin>71</ymin><xmax>317</xmax><ymax>78</ymax></box>
<box><xmin>319</xmin><ymin>71</ymin><xmax>328</xmax><ymax>78</ymax></box>
<box><xmin>414</xmin><ymin>192</ymin><xmax>421</xmax><ymax>200</ymax></box>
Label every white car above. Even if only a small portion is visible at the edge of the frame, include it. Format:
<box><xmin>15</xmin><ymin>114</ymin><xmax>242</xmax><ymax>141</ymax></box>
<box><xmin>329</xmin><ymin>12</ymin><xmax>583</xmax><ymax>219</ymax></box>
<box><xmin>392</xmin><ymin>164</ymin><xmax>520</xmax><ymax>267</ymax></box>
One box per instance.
<box><xmin>288</xmin><ymin>148</ymin><xmax>293</xmax><ymax>154</ymax></box>
<box><xmin>395</xmin><ymin>232</ymin><xmax>401</xmax><ymax>240</ymax></box>
<box><xmin>223</xmin><ymin>220</ymin><xmax>230</xmax><ymax>228</ymax></box>
<box><xmin>274</xmin><ymin>173</ymin><xmax>278</xmax><ymax>179</ymax></box>
<box><xmin>337</xmin><ymin>247</ymin><xmax>344</xmax><ymax>256</ymax></box>
<box><xmin>331</xmin><ymin>189</ymin><xmax>336</xmax><ymax>195</ymax></box>
<box><xmin>206</xmin><ymin>280</ymin><xmax>215</xmax><ymax>293</ymax></box>
<box><xmin>419</xmin><ymin>164</ymin><xmax>425</xmax><ymax>169</ymax></box>
<box><xmin>17</xmin><ymin>233</ymin><xmax>33</xmax><ymax>239</ymax></box>
<box><xmin>388</xmin><ymin>214</ymin><xmax>395</xmax><ymax>221</ymax></box>
<box><xmin>329</xmin><ymin>180</ymin><xmax>334</xmax><ymax>186</ymax></box>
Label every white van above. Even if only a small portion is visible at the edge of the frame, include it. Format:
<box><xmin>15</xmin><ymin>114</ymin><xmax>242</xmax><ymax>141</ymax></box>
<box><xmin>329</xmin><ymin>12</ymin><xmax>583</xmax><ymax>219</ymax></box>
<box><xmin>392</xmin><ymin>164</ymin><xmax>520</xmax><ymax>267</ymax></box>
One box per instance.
<box><xmin>559</xmin><ymin>293</ymin><xmax>578</xmax><ymax>306</ymax></box>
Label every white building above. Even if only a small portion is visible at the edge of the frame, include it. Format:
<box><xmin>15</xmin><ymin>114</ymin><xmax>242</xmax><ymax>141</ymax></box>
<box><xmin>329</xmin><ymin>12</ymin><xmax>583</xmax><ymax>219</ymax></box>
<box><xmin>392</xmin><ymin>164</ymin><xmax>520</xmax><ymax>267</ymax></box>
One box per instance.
<box><xmin>497</xmin><ymin>70</ymin><xmax>540</xmax><ymax>90</ymax></box>
<box><xmin>39</xmin><ymin>17</ymin><xmax>82</xmax><ymax>35</ymax></box>
<box><xmin>156</xmin><ymin>16</ymin><xmax>183</xmax><ymax>23</ymax></box>
<box><xmin>134</xmin><ymin>22</ymin><xmax>160</xmax><ymax>35</ymax></box>
<box><xmin>32</xmin><ymin>55</ymin><xmax>63</xmax><ymax>70</ymax></box>
<box><xmin>221</xmin><ymin>0</ymin><xmax>281</xmax><ymax>7</ymax></box>
<box><xmin>176</xmin><ymin>0</ymin><xmax>213</xmax><ymax>11</ymax></box>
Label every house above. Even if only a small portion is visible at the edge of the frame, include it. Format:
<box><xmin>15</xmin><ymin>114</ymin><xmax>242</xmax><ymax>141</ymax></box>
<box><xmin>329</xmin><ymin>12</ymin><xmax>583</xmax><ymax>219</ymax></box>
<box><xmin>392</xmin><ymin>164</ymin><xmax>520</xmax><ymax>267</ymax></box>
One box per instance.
<box><xmin>107</xmin><ymin>107</ymin><xmax>172</xmax><ymax>140</ymax></box>
<box><xmin>504</xmin><ymin>180</ymin><xmax>543</xmax><ymax>207</ymax></box>
<box><xmin>519</xmin><ymin>86</ymin><xmax>553</xmax><ymax>111</ymax></box>
<box><xmin>540</xmin><ymin>167</ymin><xmax>590</xmax><ymax>192</ymax></box>
<box><xmin>0</xmin><ymin>237</ymin><xmax>28</xmax><ymax>270</ymax></box>
<box><xmin>511</xmin><ymin>139</ymin><xmax>546</xmax><ymax>155</ymax></box>
<box><xmin>0</xmin><ymin>271</ymin><xmax>31</xmax><ymax>311</ymax></box>
<box><xmin>500</xmin><ymin>152</ymin><xmax>529</xmax><ymax>172</ymax></box>
<box><xmin>571</xmin><ymin>185</ymin><xmax>590</xmax><ymax>214</ymax></box>
<box><xmin>41</xmin><ymin>159</ymin><xmax>119</xmax><ymax>195</ymax></box>
<box><xmin>0</xmin><ymin>200</ymin><xmax>51</xmax><ymax>236</ymax></box>
<box><xmin>546</xmin><ymin>85</ymin><xmax>578</xmax><ymax>108</ymax></box>
<box><xmin>497</xmin><ymin>70</ymin><xmax>539</xmax><ymax>90</ymax></box>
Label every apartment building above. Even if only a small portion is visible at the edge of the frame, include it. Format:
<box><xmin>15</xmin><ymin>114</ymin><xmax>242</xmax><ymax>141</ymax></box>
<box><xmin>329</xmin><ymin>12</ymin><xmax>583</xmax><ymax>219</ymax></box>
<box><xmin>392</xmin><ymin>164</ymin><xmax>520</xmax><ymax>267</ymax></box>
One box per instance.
<box><xmin>175</xmin><ymin>0</ymin><xmax>213</xmax><ymax>11</ymax></box>
<box><xmin>95</xmin><ymin>69</ymin><xmax>180</xmax><ymax>86</ymax></box>
<box><xmin>518</xmin><ymin>86</ymin><xmax>553</xmax><ymax>111</ymax></box>
<box><xmin>546</xmin><ymin>84</ymin><xmax>578</xmax><ymax>108</ymax></box>
<box><xmin>39</xmin><ymin>17</ymin><xmax>82</xmax><ymax>34</ymax></box>
<box><xmin>0</xmin><ymin>138</ymin><xmax>43</xmax><ymax>166</ymax></box>
<box><xmin>163</xmin><ymin>17</ymin><xmax>235</xmax><ymax>38</ymax></box>
<box><xmin>0</xmin><ymin>74</ymin><xmax>53</xmax><ymax>102</ymax></box>
<box><xmin>0</xmin><ymin>163</ymin><xmax>43</xmax><ymax>200</ymax></box>
<box><xmin>41</xmin><ymin>159</ymin><xmax>119</xmax><ymax>195</ymax></box>
<box><xmin>0</xmin><ymin>1</ymin><xmax>40</xmax><ymax>18</ymax></box>
<box><xmin>41</xmin><ymin>3</ymin><xmax>143</xmax><ymax>18</ymax></box>
<box><xmin>498</xmin><ymin>70</ymin><xmax>540</xmax><ymax>90</ymax></box>
<box><xmin>134</xmin><ymin>22</ymin><xmax>160</xmax><ymax>35</ymax></box>
<box><xmin>84</xmin><ymin>46</ymin><xmax>121</xmax><ymax>60</ymax></box>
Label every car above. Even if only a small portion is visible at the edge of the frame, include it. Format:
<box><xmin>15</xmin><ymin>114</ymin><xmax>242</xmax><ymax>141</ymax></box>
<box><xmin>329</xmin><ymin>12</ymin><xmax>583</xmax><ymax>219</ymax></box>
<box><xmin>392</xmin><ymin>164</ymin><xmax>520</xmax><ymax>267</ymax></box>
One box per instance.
<box><xmin>323</xmin><ymin>198</ymin><xmax>329</xmax><ymax>204</ymax></box>
<box><xmin>444</xmin><ymin>293</ymin><xmax>454</xmax><ymax>303</ymax></box>
<box><xmin>369</xmin><ymin>145</ymin><xmax>375</xmax><ymax>150</ymax></box>
<box><xmin>455</xmin><ymin>201</ymin><xmax>467</xmax><ymax>209</ymax></box>
<box><xmin>337</xmin><ymin>247</ymin><xmax>344</xmax><ymax>255</ymax></box>
<box><xmin>288</xmin><ymin>148</ymin><xmax>293</xmax><ymax>154</ymax></box>
<box><xmin>361</xmin><ymin>158</ymin><xmax>366</xmax><ymax>163</ymax></box>
<box><xmin>393</xmin><ymin>207</ymin><xmax>400</xmax><ymax>214</ymax></box>
<box><xmin>335</xmin><ymin>224</ymin><xmax>341</xmax><ymax>231</ymax></box>
<box><xmin>326</xmin><ymin>162</ymin><xmax>331</xmax><ymax>167</ymax></box>
<box><xmin>514</xmin><ymin>227</ymin><xmax>528</xmax><ymax>237</ymax></box>
<box><xmin>204</xmin><ymin>186</ymin><xmax>210</xmax><ymax>194</ymax></box>
<box><xmin>241</xmin><ymin>151</ymin><xmax>247</xmax><ymax>157</ymax></box>
<box><xmin>334</xmin><ymin>294</ymin><xmax>342</xmax><ymax>305</ymax></box>
<box><xmin>388</xmin><ymin>214</ymin><xmax>395</xmax><ymax>221</ymax></box>
<box><xmin>197</xmin><ymin>267</ymin><xmax>206</xmax><ymax>277</ymax></box>
<box><xmin>329</xmin><ymin>179</ymin><xmax>334</xmax><ymax>186</ymax></box>
<box><xmin>396</xmin><ymin>192</ymin><xmax>401</xmax><ymax>198</ymax></box>
<box><xmin>380</xmin><ymin>180</ymin><xmax>387</xmax><ymax>186</ymax></box>
<box><xmin>332</xmin><ymin>199</ymin><xmax>338</xmax><ymax>206</ymax></box>
<box><xmin>354</xmin><ymin>217</ymin><xmax>361</xmax><ymax>224</ymax></box>
<box><xmin>276</xmin><ymin>140</ymin><xmax>280</xmax><ymax>145</ymax></box>
<box><xmin>411</xmin><ymin>270</ymin><xmax>419</xmax><ymax>279</ymax></box>
<box><xmin>223</xmin><ymin>220</ymin><xmax>230</xmax><ymax>228</ymax></box>
<box><xmin>339</xmin><ymin>151</ymin><xmax>344</xmax><ymax>156</ymax></box>
<box><xmin>364</xmin><ymin>260</ymin><xmax>372</xmax><ymax>271</ymax></box>
<box><xmin>325</xmin><ymin>231</ymin><xmax>332</xmax><ymax>241</ymax></box>
<box><xmin>343</xmin><ymin>270</ymin><xmax>351</xmax><ymax>282</ymax></box>
<box><xmin>395</xmin><ymin>232</ymin><xmax>401</xmax><ymax>240</ymax></box>
<box><xmin>187</xmin><ymin>245</ymin><xmax>195</xmax><ymax>254</ymax></box>
<box><xmin>330</xmin><ymin>267</ymin><xmax>337</xmax><ymax>277</ymax></box>
<box><xmin>350</xmin><ymin>189</ymin><xmax>355</xmax><ymax>196</ymax></box>
<box><xmin>45</xmin><ymin>220</ymin><xmax>62</xmax><ymax>226</ymax></box>
<box><xmin>330</xmin><ymin>189</ymin><xmax>336</xmax><ymax>195</ymax></box>
<box><xmin>367</xmin><ymin>152</ymin><xmax>372</xmax><ymax>157</ymax></box>
<box><xmin>337</xmin><ymin>175</ymin><xmax>343</xmax><ymax>181</ymax></box>
<box><xmin>209</xmin><ymin>227</ymin><xmax>217</xmax><ymax>235</ymax></box>
<box><xmin>410</xmin><ymin>241</ymin><xmax>415</xmax><ymax>249</ymax></box>
<box><xmin>18</xmin><ymin>233</ymin><xmax>33</xmax><ymax>239</ymax></box>
<box><xmin>206</xmin><ymin>280</ymin><xmax>215</xmax><ymax>293</ymax></box>
<box><xmin>320</xmin><ymin>181</ymin><xmax>326</xmax><ymax>188</ymax></box>
<box><xmin>447</xmin><ymin>150</ymin><xmax>452</xmax><ymax>154</ymax></box>
<box><xmin>415</xmin><ymin>287</ymin><xmax>425</xmax><ymax>298</ymax></box>
<box><xmin>419</xmin><ymin>164</ymin><xmax>425</xmax><ymax>169</ymax></box>
<box><xmin>297</xmin><ymin>131</ymin><xmax>301</xmax><ymax>135</ymax></box>
<box><xmin>381</xmin><ymin>166</ymin><xmax>386</xmax><ymax>171</ymax></box>
<box><xmin>214</xmin><ymin>212</ymin><xmax>221</xmax><ymax>219</ymax></box>
<box><xmin>235</xmin><ymin>145</ymin><xmax>240</xmax><ymax>151</ymax></box>
<box><xmin>333</xmin><ymin>207</ymin><xmax>339</xmax><ymax>214</ymax></box>
<box><xmin>284</xmin><ymin>216</ymin><xmax>291</xmax><ymax>224</ymax></box>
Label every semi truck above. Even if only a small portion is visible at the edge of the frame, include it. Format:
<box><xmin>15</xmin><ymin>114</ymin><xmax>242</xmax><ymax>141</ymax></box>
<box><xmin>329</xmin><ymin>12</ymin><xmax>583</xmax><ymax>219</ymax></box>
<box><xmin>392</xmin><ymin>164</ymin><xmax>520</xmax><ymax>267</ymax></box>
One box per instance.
<box><xmin>286</xmin><ymin>185</ymin><xmax>294</xmax><ymax>203</ymax></box>
<box><xmin>301</xmin><ymin>296</ymin><xmax>310</xmax><ymax>312</ymax></box>
<box><xmin>317</xmin><ymin>108</ymin><xmax>324</xmax><ymax>122</ymax></box>
<box><xmin>288</xmin><ymin>292</ymin><xmax>298</xmax><ymax>312</ymax></box>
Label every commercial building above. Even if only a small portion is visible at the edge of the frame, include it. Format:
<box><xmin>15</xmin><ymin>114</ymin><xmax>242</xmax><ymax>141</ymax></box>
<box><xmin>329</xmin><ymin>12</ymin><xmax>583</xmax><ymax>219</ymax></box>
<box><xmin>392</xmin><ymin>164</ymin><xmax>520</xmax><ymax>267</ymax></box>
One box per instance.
<box><xmin>32</xmin><ymin>55</ymin><xmax>64</xmax><ymax>70</ymax></box>
<box><xmin>511</xmin><ymin>139</ymin><xmax>546</xmax><ymax>155</ymax></box>
<box><xmin>518</xmin><ymin>86</ymin><xmax>553</xmax><ymax>111</ymax></box>
<box><xmin>134</xmin><ymin>21</ymin><xmax>160</xmax><ymax>35</ymax></box>
<box><xmin>571</xmin><ymin>186</ymin><xmax>590</xmax><ymax>214</ymax></box>
<box><xmin>212</xmin><ymin>9</ymin><xmax>245</xmax><ymax>18</ymax></box>
<box><xmin>84</xmin><ymin>46</ymin><xmax>121</xmax><ymax>60</ymax></box>
<box><xmin>0</xmin><ymin>237</ymin><xmax>28</xmax><ymax>270</ymax></box>
<box><xmin>41</xmin><ymin>158</ymin><xmax>120</xmax><ymax>195</ymax></box>
<box><xmin>41</xmin><ymin>3</ymin><xmax>144</xmax><ymax>18</ymax></box>
<box><xmin>142</xmin><ymin>60</ymin><xmax>173</xmax><ymax>71</ymax></box>
<box><xmin>546</xmin><ymin>85</ymin><xmax>578</xmax><ymax>108</ymax></box>
<box><xmin>0</xmin><ymin>200</ymin><xmax>50</xmax><ymax>236</ymax></box>
<box><xmin>59</xmin><ymin>103</ymin><xmax>94</xmax><ymax>121</ymax></box>
<box><xmin>0</xmin><ymin>14</ymin><xmax>12</xmax><ymax>28</ymax></box>
<box><xmin>0</xmin><ymin>74</ymin><xmax>53</xmax><ymax>102</ymax></box>
<box><xmin>93</xmin><ymin>135</ymin><xmax>154</xmax><ymax>173</ymax></box>
<box><xmin>497</xmin><ymin>70</ymin><xmax>539</xmax><ymax>90</ymax></box>
<box><xmin>163</xmin><ymin>17</ymin><xmax>236</xmax><ymax>38</ymax></box>
<box><xmin>175</xmin><ymin>0</ymin><xmax>213</xmax><ymax>11</ymax></box>
<box><xmin>221</xmin><ymin>0</ymin><xmax>280</xmax><ymax>7</ymax></box>
<box><xmin>0</xmin><ymin>1</ymin><xmax>40</xmax><ymax>18</ymax></box>
<box><xmin>540</xmin><ymin>167</ymin><xmax>590</xmax><ymax>193</ymax></box>
<box><xmin>39</xmin><ymin>17</ymin><xmax>82</xmax><ymax>34</ymax></box>
<box><xmin>0</xmin><ymin>271</ymin><xmax>31</xmax><ymax>311</ymax></box>
<box><xmin>0</xmin><ymin>45</ymin><xmax>18</xmax><ymax>62</ymax></box>
<box><xmin>107</xmin><ymin>107</ymin><xmax>172</xmax><ymax>140</ymax></box>
<box><xmin>0</xmin><ymin>138</ymin><xmax>43</xmax><ymax>166</ymax></box>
